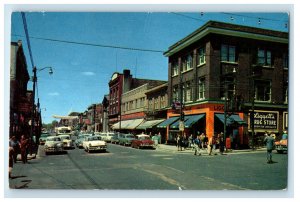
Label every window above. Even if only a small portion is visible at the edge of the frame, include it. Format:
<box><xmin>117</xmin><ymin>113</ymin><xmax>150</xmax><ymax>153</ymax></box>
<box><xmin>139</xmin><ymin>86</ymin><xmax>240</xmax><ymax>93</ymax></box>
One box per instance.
<box><xmin>149</xmin><ymin>99</ymin><xmax>153</xmax><ymax>110</ymax></box>
<box><xmin>161</xmin><ymin>96</ymin><xmax>166</xmax><ymax>108</ymax></box>
<box><xmin>283</xmin><ymin>53</ymin><xmax>288</xmax><ymax>69</ymax></box>
<box><xmin>284</xmin><ymin>84</ymin><xmax>288</xmax><ymax>103</ymax></box>
<box><xmin>257</xmin><ymin>48</ymin><xmax>272</xmax><ymax>66</ymax></box>
<box><xmin>173</xmin><ymin>86</ymin><xmax>179</xmax><ymax>101</ymax></box>
<box><xmin>185</xmin><ymin>82</ymin><xmax>191</xmax><ymax>102</ymax></box>
<box><xmin>221</xmin><ymin>44</ymin><xmax>236</xmax><ymax>62</ymax></box>
<box><xmin>197</xmin><ymin>47</ymin><xmax>206</xmax><ymax>65</ymax></box>
<box><xmin>172</xmin><ymin>60</ymin><xmax>179</xmax><ymax>76</ymax></box>
<box><xmin>154</xmin><ymin>98</ymin><xmax>159</xmax><ymax>110</ymax></box>
<box><xmin>182</xmin><ymin>53</ymin><xmax>193</xmax><ymax>72</ymax></box>
<box><xmin>140</xmin><ymin>97</ymin><xmax>145</xmax><ymax>107</ymax></box>
<box><xmin>254</xmin><ymin>80</ymin><xmax>271</xmax><ymax>102</ymax></box>
<box><xmin>220</xmin><ymin>77</ymin><xmax>235</xmax><ymax>99</ymax></box>
<box><xmin>198</xmin><ymin>77</ymin><xmax>205</xmax><ymax>100</ymax></box>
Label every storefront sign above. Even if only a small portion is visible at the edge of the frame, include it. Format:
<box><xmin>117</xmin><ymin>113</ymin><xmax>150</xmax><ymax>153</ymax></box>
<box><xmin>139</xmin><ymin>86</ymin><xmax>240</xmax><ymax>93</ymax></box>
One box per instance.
<box><xmin>249</xmin><ymin>111</ymin><xmax>279</xmax><ymax>131</ymax></box>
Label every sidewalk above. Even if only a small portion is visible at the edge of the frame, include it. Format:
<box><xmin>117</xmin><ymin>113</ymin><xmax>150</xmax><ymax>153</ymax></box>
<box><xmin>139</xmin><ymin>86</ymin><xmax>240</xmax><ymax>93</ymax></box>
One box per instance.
<box><xmin>156</xmin><ymin>144</ymin><xmax>266</xmax><ymax>154</ymax></box>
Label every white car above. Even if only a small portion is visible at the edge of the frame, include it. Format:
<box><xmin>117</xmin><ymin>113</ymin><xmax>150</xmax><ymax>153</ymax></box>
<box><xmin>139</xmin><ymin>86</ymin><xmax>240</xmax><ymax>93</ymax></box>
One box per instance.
<box><xmin>44</xmin><ymin>136</ymin><xmax>64</xmax><ymax>155</ymax></box>
<box><xmin>82</xmin><ymin>135</ymin><xmax>107</xmax><ymax>153</ymax></box>
<box><xmin>58</xmin><ymin>134</ymin><xmax>74</xmax><ymax>149</ymax></box>
<box><xmin>99</xmin><ymin>132</ymin><xmax>115</xmax><ymax>143</ymax></box>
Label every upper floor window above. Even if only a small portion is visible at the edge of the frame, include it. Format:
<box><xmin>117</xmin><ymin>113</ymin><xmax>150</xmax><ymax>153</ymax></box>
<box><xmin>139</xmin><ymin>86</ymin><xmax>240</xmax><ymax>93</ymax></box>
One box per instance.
<box><xmin>171</xmin><ymin>60</ymin><xmax>179</xmax><ymax>76</ymax></box>
<box><xmin>197</xmin><ymin>47</ymin><xmax>206</xmax><ymax>66</ymax></box>
<box><xmin>221</xmin><ymin>44</ymin><xmax>236</xmax><ymax>62</ymax></box>
<box><xmin>220</xmin><ymin>77</ymin><xmax>235</xmax><ymax>99</ymax></box>
<box><xmin>257</xmin><ymin>48</ymin><xmax>271</xmax><ymax>66</ymax></box>
<box><xmin>173</xmin><ymin>86</ymin><xmax>179</xmax><ymax>101</ymax></box>
<box><xmin>283</xmin><ymin>53</ymin><xmax>288</xmax><ymax>69</ymax></box>
<box><xmin>284</xmin><ymin>83</ymin><xmax>288</xmax><ymax>103</ymax></box>
<box><xmin>149</xmin><ymin>99</ymin><xmax>153</xmax><ymax>110</ymax></box>
<box><xmin>154</xmin><ymin>98</ymin><xmax>159</xmax><ymax>110</ymax></box>
<box><xmin>198</xmin><ymin>77</ymin><xmax>205</xmax><ymax>100</ymax></box>
<box><xmin>254</xmin><ymin>80</ymin><xmax>271</xmax><ymax>102</ymax></box>
<box><xmin>185</xmin><ymin>82</ymin><xmax>191</xmax><ymax>102</ymax></box>
<box><xmin>161</xmin><ymin>96</ymin><xmax>166</xmax><ymax>108</ymax></box>
<box><xmin>182</xmin><ymin>53</ymin><xmax>193</xmax><ymax>72</ymax></box>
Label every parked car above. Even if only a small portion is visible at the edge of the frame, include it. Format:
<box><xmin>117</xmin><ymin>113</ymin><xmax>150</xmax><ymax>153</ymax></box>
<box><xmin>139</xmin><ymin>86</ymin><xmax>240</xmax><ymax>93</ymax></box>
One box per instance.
<box><xmin>98</xmin><ymin>132</ymin><xmax>115</xmax><ymax>143</ymax></box>
<box><xmin>131</xmin><ymin>134</ymin><xmax>156</xmax><ymax>149</ymax></box>
<box><xmin>111</xmin><ymin>133</ymin><xmax>123</xmax><ymax>144</ymax></box>
<box><xmin>119</xmin><ymin>133</ymin><xmax>135</xmax><ymax>146</ymax></box>
<box><xmin>58</xmin><ymin>134</ymin><xmax>74</xmax><ymax>149</ymax></box>
<box><xmin>275</xmin><ymin>139</ymin><xmax>288</xmax><ymax>153</ymax></box>
<box><xmin>82</xmin><ymin>135</ymin><xmax>107</xmax><ymax>153</ymax></box>
<box><xmin>75</xmin><ymin>133</ymin><xmax>91</xmax><ymax>148</ymax></box>
<box><xmin>44</xmin><ymin>136</ymin><xmax>64</xmax><ymax>155</ymax></box>
<box><xmin>39</xmin><ymin>133</ymin><xmax>51</xmax><ymax>145</ymax></box>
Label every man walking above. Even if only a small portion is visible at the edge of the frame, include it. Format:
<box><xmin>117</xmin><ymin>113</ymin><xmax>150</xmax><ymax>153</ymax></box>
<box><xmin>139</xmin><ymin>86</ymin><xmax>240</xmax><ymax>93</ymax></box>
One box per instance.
<box><xmin>264</xmin><ymin>132</ymin><xmax>275</xmax><ymax>164</ymax></box>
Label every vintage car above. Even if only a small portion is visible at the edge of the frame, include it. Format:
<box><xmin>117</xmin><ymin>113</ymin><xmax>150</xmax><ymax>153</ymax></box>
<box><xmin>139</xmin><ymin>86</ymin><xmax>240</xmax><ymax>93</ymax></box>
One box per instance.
<box><xmin>39</xmin><ymin>133</ymin><xmax>51</xmax><ymax>145</ymax></box>
<box><xmin>119</xmin><ymin>133</ymin><xmax>135</xmax><ymax>146</ymax></box>
<box><xmin>275</xmin><ymin>139</ymin><xmax>288</xmax><ymax>153</ymax></box>
<box><xmin>44</xmin><ymin>136</ymin><xmax>64</xmax><ymax>155</ymax></box>
<box><xmin>75</xmin><ymin>133</ymin><xmax>91</xmax><ymax>148</ymax></box>
<box><xmin>82</xmin><ymin>135</ymin><xmax>107</xmax><ymax>153</ymax></box>
<box><xmin>131</xmin><ymin>134</ymin><xmax>156</xmax><ymax>149</ymax></box>
<box><xmin>58</xmin><ymin>134</ymin><xmax>74</xmax><ymax>149</ymax></box>
<box><xmin>111</xmin><ymin>133</ymin><xmax>123</xmax><ymax>144</ymax></box>
<box><xmin>98</xmin><ymin>132</ymin><xmax>115</xmax><ymax>143</ymax></box>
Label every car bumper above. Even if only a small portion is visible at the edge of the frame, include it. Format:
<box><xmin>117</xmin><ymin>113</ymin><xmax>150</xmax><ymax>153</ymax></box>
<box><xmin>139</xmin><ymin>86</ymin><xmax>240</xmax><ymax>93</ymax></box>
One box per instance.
<box><xmin>45</xmin><ymin>147</ymin><xmax>64</xmax><ymax>153</ymax></box>
<box><xmin>88</xmin><ymin>145</ymin><xmax>107</xmax><ymax>151</ymax></box>
<box><xmin>276</xmin><ymin>145</ymin><xmax>287</xmax><ymax>151</ymax></box>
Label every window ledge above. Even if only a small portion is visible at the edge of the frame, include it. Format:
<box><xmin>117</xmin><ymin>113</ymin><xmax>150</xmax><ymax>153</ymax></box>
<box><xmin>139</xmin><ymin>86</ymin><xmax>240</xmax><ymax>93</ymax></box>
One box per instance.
<box><xmin>221</xmin><ymin>61</ymin><xmax>238</xmax><ymax>65</ymax></box>
<box><xmin>181</xmin><ymin>68</ymin><xmax>193</xmax><ymax>74</ymax></box>
<box><xmin>171</xmin><ymin>74</ymin><xmax>179</xmax><ymax>78</ymax></box>
<box><xmin>197</xmin><ymin>63</ymin><xmax>206</xmax><ymax>68</ymax></box>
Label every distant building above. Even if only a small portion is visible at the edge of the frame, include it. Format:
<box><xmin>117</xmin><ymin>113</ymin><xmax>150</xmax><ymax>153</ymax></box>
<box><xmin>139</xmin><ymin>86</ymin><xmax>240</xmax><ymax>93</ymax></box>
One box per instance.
<box><xmin>108</xmin><ymin>69</ymin><xmax>166</xmax><ymax>131</ymax></box>
<box><xmin>163</xmin><ymin>21</ymin><xmax>288</xmax><ymax>146</ymax></box>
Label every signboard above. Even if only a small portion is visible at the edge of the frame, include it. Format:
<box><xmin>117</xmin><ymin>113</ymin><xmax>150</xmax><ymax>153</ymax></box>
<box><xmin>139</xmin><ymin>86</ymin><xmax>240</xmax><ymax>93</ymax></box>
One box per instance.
<box><xmin>179</xmin><ymin>121</ymin><xmax>184</xmax><ymax>131</ymax></box>
<box><xmin>248</xmin><ymin>111</ymin><xmax>279</xmax><ymax>131</ymax></box>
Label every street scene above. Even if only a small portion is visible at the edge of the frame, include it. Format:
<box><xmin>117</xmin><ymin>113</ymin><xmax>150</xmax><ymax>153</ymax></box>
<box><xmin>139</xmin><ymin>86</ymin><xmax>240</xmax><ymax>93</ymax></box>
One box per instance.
<box><xmin>7</xmin><ymin>10</ymin><xmax>289</xmax><ymax>194</ymax></box>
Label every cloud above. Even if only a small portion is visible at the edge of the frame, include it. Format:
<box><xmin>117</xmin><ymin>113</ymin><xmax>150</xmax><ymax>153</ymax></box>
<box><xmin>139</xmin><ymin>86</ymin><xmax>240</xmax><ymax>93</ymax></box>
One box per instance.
<box><xmin>48</xmin><ymin>92</ymin><xmax>59</xmax><ymax>96</ymax></box>
<box><xmin>81</xmin><ymin>71</ymin><xmax>95</xmax><ymax>76</ymax></box>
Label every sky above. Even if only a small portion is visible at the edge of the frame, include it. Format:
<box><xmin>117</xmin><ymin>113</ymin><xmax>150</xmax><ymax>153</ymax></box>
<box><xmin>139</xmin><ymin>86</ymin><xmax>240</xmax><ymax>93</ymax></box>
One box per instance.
<box><xmin>9</xmin><ymin>10</ymin><xmax>289</xmax><ymax>124</ymax></box>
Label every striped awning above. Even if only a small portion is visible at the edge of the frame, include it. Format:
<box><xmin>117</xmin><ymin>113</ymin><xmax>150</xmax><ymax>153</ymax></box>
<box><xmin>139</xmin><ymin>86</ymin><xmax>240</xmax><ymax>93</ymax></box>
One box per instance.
<box><xmin>136</xmin><ymin>119</ymin><xmax>165</xmax><ymax>130</ymax></box>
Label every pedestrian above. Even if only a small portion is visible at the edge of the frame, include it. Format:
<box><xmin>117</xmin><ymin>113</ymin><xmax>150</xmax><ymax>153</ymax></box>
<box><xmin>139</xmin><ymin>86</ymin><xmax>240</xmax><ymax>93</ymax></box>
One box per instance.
<box><xmin>176</xmin><ymin>134</ymin><xmax>181</xmax><ymax>151</ymax></box>
<box><xmin>9</xmin><ymin>146</ymin><xmax>14</xmax><ymax>178</ymax></box>
<box><xmin>20</xmin><ymin>135</ymin><xmax>28</xmax><ymax>164</ymax></box>
<box><xmin>9</xmin><ymin>136</ymin><xmax>20</xmax><ymax>163</ymax></box>
<box><xmin>193</xmin><ymin>135</ymin><xmax>201</xmax><ymax>156</ymax></box>
<box><xmin>208</xmin><ymin>134</ymin><xmax>217</xmax><ymax>155</ymax></box>
<box><xmin>158</xmin><ymin>132</ymin><xmax>161</xmax><ymax>144</ymax></box>
<box><xmin>264</xmin><ymin>132</ymin><xmax>275</xmax><ymax>164</ymax></box>
<box><xmin>281</xmin><ymin>130</ymin><xmax>288</xmax><ymax>140</ymax></box>
<box><xmin>219</xmin><ymin>133</ymin><xmax>225</xmax><ymax>155</ymax></box>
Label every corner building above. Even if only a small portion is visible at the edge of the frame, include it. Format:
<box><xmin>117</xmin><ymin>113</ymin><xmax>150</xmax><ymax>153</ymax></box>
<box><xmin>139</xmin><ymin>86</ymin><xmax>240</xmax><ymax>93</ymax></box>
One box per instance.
<box><xmin>163</xmin><ymin>21</ymin><xmax>288</xmax><ymax>147</ymax></box>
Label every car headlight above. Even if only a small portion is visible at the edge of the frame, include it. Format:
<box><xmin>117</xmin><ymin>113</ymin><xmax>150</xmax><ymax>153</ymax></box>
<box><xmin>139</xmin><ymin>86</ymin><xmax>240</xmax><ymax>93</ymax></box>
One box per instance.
<box><xmin>57</xmin><ymin>143</ymin><xmax>62</xmax><ymax>147</ymax></box>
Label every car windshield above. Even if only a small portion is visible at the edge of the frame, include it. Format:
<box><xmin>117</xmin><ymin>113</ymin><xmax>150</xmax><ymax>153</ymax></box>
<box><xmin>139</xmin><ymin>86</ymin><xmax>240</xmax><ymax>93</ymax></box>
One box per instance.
<box><xmin>139</xmin><ymin>136</ymin><xmax>150</xmax><ymax>140</ymax></box>
<box><xmin>48</xmin><ymin>137</ymin><xmax>61</xmax><ymax>141</ymax></box>
<box><xmin>60</xmin><ymin>136</ymin><xmax>70</xmax><ymax>140</ymax></box>
<box><xmin>89</xmin><ymin>136</ymin><xmax>101</xmax><ymax>141</ymax></box>
<box><xmin>126</xmin><ymin>134</ymin><xmax>134</xmax><ymax>138</ymax></box>
<box><xmin>41</xmin><ymin>133</ymin><xmax>50</xmax><ymax>137</ymax></box>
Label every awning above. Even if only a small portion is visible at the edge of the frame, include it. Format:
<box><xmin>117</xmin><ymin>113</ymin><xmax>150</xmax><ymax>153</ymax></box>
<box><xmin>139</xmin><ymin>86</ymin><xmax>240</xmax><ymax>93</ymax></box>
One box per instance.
<box><xmin>170</xmin><ymin>114</ymin><xmax>205</xmax><ymax>129</ymax></box>
<box><xmin>125</xmin><ymin>119</ymin><xmax>144</xmax><ymax>129</ymax></box>
<box><xmin>156</xmin><ymin>116</ymin><xmax>179</xmax><ymax>128</ymax></box>
<box><xmin>112</xmin><ymin>119</ymin><xmax>132</xmax><ymax>130</ymax></box>
<box><xmin>136</xmin><ymin>119</ymin><xmax>165</xmax><ymax>130</ymax></box>
<box><xmin>215</xmin><ymin>114</ymin><xmax>247</xmax><ymax>126</ymax></box>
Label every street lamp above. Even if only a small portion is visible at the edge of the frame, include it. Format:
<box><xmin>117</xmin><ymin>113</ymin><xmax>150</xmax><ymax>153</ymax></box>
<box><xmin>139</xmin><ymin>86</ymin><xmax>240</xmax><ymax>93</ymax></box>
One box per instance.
<box><xmin>30</xmin><ymin>66</ymin><xmax>53</xmax><ymax>149</ymax></box>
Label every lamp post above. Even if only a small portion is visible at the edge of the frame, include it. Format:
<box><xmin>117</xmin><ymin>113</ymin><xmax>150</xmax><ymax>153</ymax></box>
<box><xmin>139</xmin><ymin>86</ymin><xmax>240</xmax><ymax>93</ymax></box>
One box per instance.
<box><xmin>30</xmin><ymin>66</ymin><xmax>53</xmax><ymax>150</ymax></box>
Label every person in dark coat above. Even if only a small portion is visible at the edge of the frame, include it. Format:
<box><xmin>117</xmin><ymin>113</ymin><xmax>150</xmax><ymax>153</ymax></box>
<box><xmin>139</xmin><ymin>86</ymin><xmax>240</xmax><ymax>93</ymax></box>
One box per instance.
<box><xmin>264</xmin><ymin>132</ymin><xmax>275</xmax><ymax>163</ymax></box>
<box><xmin>9</xmin><ymin>136</ymin><xmax>19</xmax><ymax>163</ymax></box>
<box><xmin>9</xmin><ymin>146</ymin><xmax>14</xmax><ymax>178</ymax></box>
<box><xmin>20</xmin><ymin>135</ymin><xmax>28</xmax><ymax>164</ymax></box>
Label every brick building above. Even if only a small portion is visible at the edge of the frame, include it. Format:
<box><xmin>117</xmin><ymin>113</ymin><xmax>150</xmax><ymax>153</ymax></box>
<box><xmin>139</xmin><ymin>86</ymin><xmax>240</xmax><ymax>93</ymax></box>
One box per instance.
<box><xmin>10</xmin><ymin>41</ymin><xmax>41</xmax><ymax>141</ymax></box>
<box><xmin>163</xmin><ymin>21</ymin><xmax>288</xmax><ymax>147</ymax></box>
<box><xmin>108</xmin><ymin>69</ymin><xmax>166</xmax><ymax>131</ymax></box>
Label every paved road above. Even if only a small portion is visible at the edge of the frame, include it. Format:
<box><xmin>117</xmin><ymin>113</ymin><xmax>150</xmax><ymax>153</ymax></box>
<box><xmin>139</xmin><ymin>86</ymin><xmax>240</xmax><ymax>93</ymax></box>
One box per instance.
<box><xmin>8</xmin><ymin>143</ymin><xmax>288</xmax><ymax>192</ymax></box>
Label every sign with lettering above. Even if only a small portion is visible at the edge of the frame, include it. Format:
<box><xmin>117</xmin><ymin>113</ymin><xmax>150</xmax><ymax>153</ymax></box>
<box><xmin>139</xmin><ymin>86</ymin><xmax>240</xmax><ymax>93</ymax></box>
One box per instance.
<box><xmin>249</xmin><ymin>111</ymin><xmax>279</xmax><ymax>131</ymax></box>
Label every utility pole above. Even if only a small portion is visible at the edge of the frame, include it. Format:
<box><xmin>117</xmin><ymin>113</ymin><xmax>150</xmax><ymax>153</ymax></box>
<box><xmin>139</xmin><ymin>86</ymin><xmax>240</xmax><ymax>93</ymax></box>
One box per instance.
<box><xmin>251</xmin><ymin>71</ymin><xmax>255</xmax><ymax>150</ymax></box>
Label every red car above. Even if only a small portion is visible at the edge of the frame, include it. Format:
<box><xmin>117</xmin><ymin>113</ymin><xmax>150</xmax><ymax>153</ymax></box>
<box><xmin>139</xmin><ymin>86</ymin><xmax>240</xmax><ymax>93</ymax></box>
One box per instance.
<box><xmin>131</xmin><ymin>134</ymin><xmax>156</xmax><ymax>149</ymax></box>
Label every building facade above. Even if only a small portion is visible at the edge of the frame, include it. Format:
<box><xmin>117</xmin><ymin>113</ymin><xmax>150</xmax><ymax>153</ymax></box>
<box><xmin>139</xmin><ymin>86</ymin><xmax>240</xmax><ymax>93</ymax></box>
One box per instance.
<box><xmin>163</xmin><ymin>21</ymin><xmax>288</xmax><ymax>147</ymax></box>
<box><xmin>10</xmin><ymin>41</ymin><xmax>40</xmax><ymax>141</ymax></box>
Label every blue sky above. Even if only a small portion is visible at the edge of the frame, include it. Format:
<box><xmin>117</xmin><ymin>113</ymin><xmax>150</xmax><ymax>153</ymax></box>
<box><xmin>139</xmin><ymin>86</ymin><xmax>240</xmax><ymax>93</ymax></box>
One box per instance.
<box><xmin>10</xmin><ymin>12</ymin><xmax>288</xmax><ymax>124</ymax></box>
